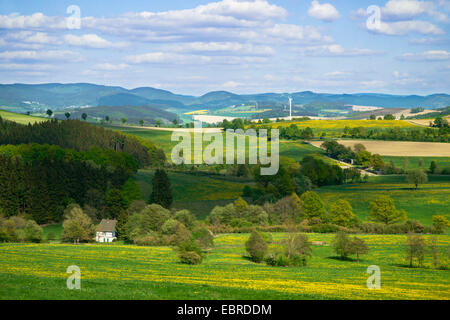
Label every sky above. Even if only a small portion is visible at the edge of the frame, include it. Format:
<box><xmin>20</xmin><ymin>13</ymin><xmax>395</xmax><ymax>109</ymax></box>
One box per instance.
<box><xmin>0</xmin><ymin>0</ymin><xmax>449</xmax><ymax>95</ymax></box>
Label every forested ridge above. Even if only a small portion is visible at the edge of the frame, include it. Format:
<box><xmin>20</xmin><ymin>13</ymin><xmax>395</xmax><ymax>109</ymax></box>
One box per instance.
<box><xmin>0</xmin><ymin>117</ymin><xmax>165</xmax><ymax>167</ymax></box>
<box><xmin>0</xmin><ymin>117</ymin><xmax>165</xmax><ymax>223</ymax></box>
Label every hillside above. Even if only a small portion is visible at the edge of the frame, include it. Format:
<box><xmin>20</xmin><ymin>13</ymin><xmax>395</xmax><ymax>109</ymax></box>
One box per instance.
<box><xmin>56</xmin><ymin>105</ymin><xmax>178</xmax><ymax>124</ymax></box>
<box><xmin>1</xmin><ymin>83</ymin><xmax>449</xmax><ymax>114</ymax></box>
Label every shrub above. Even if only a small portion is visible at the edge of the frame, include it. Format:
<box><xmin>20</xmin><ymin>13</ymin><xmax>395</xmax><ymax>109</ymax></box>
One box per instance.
<box><xmin>331</xmin><ymin>232</ymin><xmax>353</xmax><ymax>259</ymax></box>
<box><xmin>245</xmin><ymin>230</ymin><xmax>268</xmax><ymax>263</ymax></box>
<box><xmin>178</xmin><ymin>251</ymin><xmax>202</xmax><ymax>265</ymax></box>
<box><xmin>176</xmin><ymin>240</ymin><xmax>204</xmax><ymax>265</ymax></box>
<box><xmin>192</xmin><ymin>226</ymin><xmax>214</xmax><ymax>250</ymax></box>
<box><xmin>432</xmin><ymin>215</ymin><xmax>450</xmax><ymax>234</ymax></box>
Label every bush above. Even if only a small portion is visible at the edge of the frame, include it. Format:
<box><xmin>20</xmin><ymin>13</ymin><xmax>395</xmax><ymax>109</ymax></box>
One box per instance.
<box><xmin>245</xmin><ymin>230</ymin><xmax>268</xmax><ymax>263</ymax></box>
<box><xmin>176</xmin><ymin>240</ymin><xmax>204</xmax><ymax>265</ymax></box>
<box><xmin>178</xmin><ymin>251</ymin><xmax>202</xmax><ymax>265</ymax></box>
<box><xmin>192</xmin><ymin>226</ymin><xmax>214</xmax><ymax>250</ymax></box>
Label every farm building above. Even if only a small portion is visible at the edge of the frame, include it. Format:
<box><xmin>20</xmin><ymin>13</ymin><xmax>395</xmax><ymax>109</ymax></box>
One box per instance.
<box><xmin>96</xmin><ymin>219</ymin><xmax>117</xmax><ymax>243</ymax></box>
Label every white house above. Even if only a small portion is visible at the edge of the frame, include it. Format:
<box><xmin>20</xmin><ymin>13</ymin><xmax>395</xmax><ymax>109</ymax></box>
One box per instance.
<box><xmin>96</xmin><ymin>219</ymin><xmax>118</xmax><ymax>243</ymax></box>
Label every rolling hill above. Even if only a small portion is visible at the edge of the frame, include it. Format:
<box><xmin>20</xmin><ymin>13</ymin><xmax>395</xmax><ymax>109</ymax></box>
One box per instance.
<box><xmin>0</xmin><ymin>83</ymin><xmax>449</xmax><ymax>114</ymax></box>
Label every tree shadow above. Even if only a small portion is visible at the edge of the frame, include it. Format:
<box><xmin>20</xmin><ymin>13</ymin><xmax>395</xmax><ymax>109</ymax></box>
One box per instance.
<box><xmin>327</xmin><ymin>256</ymin><xmax>356</xmax><ymax>262</ymax></box>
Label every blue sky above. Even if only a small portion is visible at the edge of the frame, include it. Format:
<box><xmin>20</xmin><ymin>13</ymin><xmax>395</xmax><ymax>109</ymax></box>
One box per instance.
<box><xmin>0</xmin><ymin>0</ymin><xmax>449</xmax><ymax>95</ymax></box>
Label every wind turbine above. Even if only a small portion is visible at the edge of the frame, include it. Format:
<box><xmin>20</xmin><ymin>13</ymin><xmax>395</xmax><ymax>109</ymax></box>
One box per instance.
<box><xmin>288</xmin><ymin>97</ymin><xmax>292</xmax><ymax>120</ymax></box>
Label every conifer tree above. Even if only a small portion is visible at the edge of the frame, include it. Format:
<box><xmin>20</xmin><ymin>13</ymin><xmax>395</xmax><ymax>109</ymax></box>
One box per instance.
<box><xmin>150</xmin><ymin>169</ymin><xmax>173</xmax><ymax>209</ymax></box>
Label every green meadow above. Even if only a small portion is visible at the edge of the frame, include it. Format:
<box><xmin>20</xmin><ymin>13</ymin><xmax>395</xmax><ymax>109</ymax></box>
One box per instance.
<box><xmin>0</xmin><ymin>233</ymin><xmax>448</xmax><ymax>300</ymax></box>
<box><xmin>317</xmin><ymin>175</ymin><xmax>450</xmax><ymax>225</ymax></box>
<box><xmin>0</xmin><ymin>109</ymin><xmax>46</xmax><ymax>125</ymax></box>
<box><xmin>382</xmin><ymin>156</ymin><xmax>450</xmax><ymax>170</ymax></box>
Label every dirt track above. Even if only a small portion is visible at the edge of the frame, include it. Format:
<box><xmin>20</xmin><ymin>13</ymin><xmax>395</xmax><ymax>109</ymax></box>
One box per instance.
<box><xmin>310</xmin><ymin>139</ymin><xmax>450</xmax><ymax>157</ymax></box>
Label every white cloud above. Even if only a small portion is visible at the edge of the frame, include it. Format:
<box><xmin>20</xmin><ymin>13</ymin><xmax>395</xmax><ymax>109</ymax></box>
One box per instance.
<box><xmin>222</xmin><ymin>80</ymin><xmax>242</xmax><ymax>88</ymax></box>
<box><xmin>382</xmin><ymin>0</ymin><xmax>434</xmax><ymax>21</ymax></box>
<box><xmin>0</xmin><ymin>63</ymin><xmax>56</xmax><ymax>71</ymax></box>
<box><xmin>324</xmin><ymin>71</ymin><xmax>351</xmax><ymax>78</ymax></box>
<box><xmin>370</xmin><ymin>20</ymin><xmax>444</xmax><ymax>35</ymax></box>
<box><xmin>64</xmin><ymin>34</ymin><xmax>127</xmax><ymax>48</ymax></box>
<box><xmin>308</xmin><ymin>0</ymin><xmax>340</xmax><ymax>22</ymax></box>
<box><xmin>361</xmin><ymin>80</ymin><xmax>387</xmax><ymax>88</ymax></box>
<box><xmin>398</xmin><ymin>50</ymin><xmax>450</xmax><ymax>61</ymax></box>
<box><xmin>0</xmin><ymin>12</ymin><xmax>66</xmax><ymax>29</ymax></box>
<box><xmin>409</xmin><ymin>37</ymin><xmax>447</xmax><ymax>44</ymax></box>
<box><xmin>125</xmin><ymin>52</ymin><xmax>212</xmax><ymax>64</ymax></box>
<box><xmin>93</xmin><ymin>63</ymin><xmax>130</xmax><ymax>71</ymax></box>
<box><xmin>165</xmin><ymin>42</ymin><xmax>274</xmax><ymax>56</ymax></box>
<box><xmin>0</xmin><ymin>50</ymin><xmax>82</xmax><ymax>61</ymax></box>
<box><xmin>299</xmin><ymin>44</ymin><xmax>379</xmax><ymax>57</ymax></box>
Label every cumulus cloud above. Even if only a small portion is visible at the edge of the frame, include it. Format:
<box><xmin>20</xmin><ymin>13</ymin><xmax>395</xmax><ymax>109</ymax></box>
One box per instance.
<box><xmin>0</xmin><ymin>50</ymin><xmax>82</xmax><ymax>61</ymax></box>
<box><xmin>398</xmin><ymin>50</ymin><xmax>450</xmax><ymax>61</ymax></box>
<box><xmin>370</xmin><ymin>20</ymin><xmax>444</xmax><ymax>35</ymax></box>
<box><xmin>165</xmin><ymin>42</ymin><xmax>274</xmax><ymax>56</ymax></box>
<box><xmin>64</xmin><ymin>34</ymin><xmax>127</xmax><ymax>48</ymax></box>
<box><xmin>308</xmin><ymin>0</ymin><xmax>340</xmax><ymax>22</ymax></box>
<box><xmin>299</xmin><ymin>44</ymin><xmax>379</xmax><ymax>57</ymax></box>
<box><xmin>355</xmin><ymin>0</ymin><xmax>449</xmax><ymax>35</ymax></box>
<box><xmin>222</xmin><ymin>80</ymin><xmax>243</xmax><ymax>88</ymax></box>
<box><xmin>93</xmin><ymin>63</ymin><xmax>130</xmax><ymax>71</ymax></box>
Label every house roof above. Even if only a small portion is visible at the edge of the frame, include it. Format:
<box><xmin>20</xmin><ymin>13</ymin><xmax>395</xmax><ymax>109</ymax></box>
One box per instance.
<box><xmin>97</xmin><ymin>219</ymin><xmax>117</xmax><ymax>232</ymax></box>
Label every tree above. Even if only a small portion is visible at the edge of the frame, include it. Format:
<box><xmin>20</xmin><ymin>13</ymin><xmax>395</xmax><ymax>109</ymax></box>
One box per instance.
<box><xmin>193</xmin><ymin>226</ymin><xmax>214</xmax><ymax>250</ymax></box>
<box><xmin>350</xmin><ymin>237</ymin><xmax>369</xmax><ymax>262</ymax></box>
<box><xmin>432</xmin><ymin>116</ymin><xmax>449</xmax><ymax>128</ymax></box>
<box><xmin>81</xmin><ymin>113</ymin><xmax>88</xmax><ymax>121</ymax></box>
<box><xmin>61</xmin><ymin>206</ymin><xmax>95</xmax><ymax>244</ymax></box>
<box><xmin>356</xmin><ymin>150</ymin><xmax>372</xmax><ymax>167</ymax></box>
<box><xmin>284</xmin><ymin>233</ymin><xmax>312</xmax><ymax>266</ymax></box>
<box><xmin>432</xmin><ymin>215</ymin><xmax>450</xmax><ymax>234</ymax></box>
<box><xmin>429</xmin><ymin>237</ymin><xmax>440</xmax><ymax>269</ymax></box>
<box><xmin>121</xmin><ymin>118</ymin><xmax>127</xmax><ymax>124</ymax></box>
<box><xmin>406</xmin><ymin>234</ymin><xmax>425</xmax><ymax>267</ymax></box>
<box><xmin>173</xmin><ymin>118</ymin><xmax>178</xmax><ymax>126</ymax></box>
<box><xmin>329</xmin><ymin>199</ymin><xmax>354</xmax><ymax>227</ymax></box>
<box><xmin>46</xmin><ymin>109</ymin><xmax>53</xmax><ymax>118</ymax></box>
<box><xmin>156</xmin><ymin>120</ymin><xmax>161</xmax><ymax>127</ymax></box>
<box><xmin>104</xmin><ymin>188</ymin><xmax>126</xmax><ymax>219</ymax></box>
<box><xmin>369</xmin><ymin>114</ymin><xmax>376</xmax><ymax>120</ymax></box>
<box><xmin>245</xmin><ymin>230</ymin><xmax>268</xmax><ymax>263</ymax></box>
<box><xmin>65</xmin><ymin>112</ymin><xmax>71</xmax><ymax>119</ymax></box>
<box><xmin>369</xmin><ymin>195</ymin><xmax>407</xmax><ymax>225</ymax></box>
<box><xmin>300</xmin><ymin>191</ymin><xmax>327</xmax><ymax>219</ymax></box>
<box><xmin>384</xmin><ymin>114</ymin><xmax>395</xmax><ymax>120</ymax></box>
<box><xmin>150</xmin><ymin>169</ymin><xmax>173</xmax><ymax>209</ymax></box>
<box><xmin>23</xmin><ymin>220</ymin><xmax>43</xmax><ymax>243</ymax></box>
<box><xmin>429</xmin><ymin>161</ymin><xmax>438</xmax><ymax>174</ymax></box>
<box><xmin>406</xmin><ymin>169</ymin><xmax>428</xmax><ymax>190</ymax></box>
<box><xmin>331</xmin><ymin>232</ymin><xmax>353</xmax><ymax>259</ymax></box>
<box><xmin>139</xmin><ymin>119</ymin><xmax>144</xmax><ymax>126</ymax></box>
<box><xmin>105</xmin><ymin>115</ymin><xmax>110</xmax><ymax>123</ymax></box>
<box><xmin>353</xmin><ymin>143</ymin><xmax>366</xmax><ymax>154</ymax></box>
<box><xmin>116</xmin><ymin>210</ymin><xmax>129</xmax><ymax>240</ymax></box>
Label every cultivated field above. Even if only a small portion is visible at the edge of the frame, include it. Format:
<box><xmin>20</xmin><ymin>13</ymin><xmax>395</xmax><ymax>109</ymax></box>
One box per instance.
<box><xmin>0</xmin><ymin>110</ymin><xmax>46</xmax><ymax>125</ymax></box>
<box><xmin>0</xmin><ymin>233</ymin><xmax>448</xmax><ymax>300</ymax></box>
<box><xmin>310</xmin><ymin>140</ymin><xmax>450</xmax><ymax>157</ymax></box>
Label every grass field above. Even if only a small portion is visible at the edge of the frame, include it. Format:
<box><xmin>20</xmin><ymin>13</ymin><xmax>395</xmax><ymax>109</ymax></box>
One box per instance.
<box><xmin>0</xmin><ymin>109</ymin><xmax>46</xmax><ymax>125</ymax></box>
<box><xmin>317</xmin><ymin>175</ymin><xmax>450</xmax><ymax>225</ymax></box>
<box><xmin>382</xmin><ymin>156</ymin><xmax>450</xmax><ymax>170</ymax></box>
<box><xmin>136</xmin><ymin>169</ymin><xmax>250</xmax><ymax>219</ymax></box>
<box><xmin>0</xmin><ymin>233</ymin><xmax>448</xmax><ymax>300</ymax></box>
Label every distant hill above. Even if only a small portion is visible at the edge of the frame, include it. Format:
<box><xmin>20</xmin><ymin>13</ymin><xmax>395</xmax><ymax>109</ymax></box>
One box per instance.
<box><xmin>1</xmin><ymin>83</ymin><xmax>449</xmax><ymax>114</ymax></box>
<box><xmin>56</xmin><ymin>105</ymin><xmax>178</xmax><ymax>124</ymax></box>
